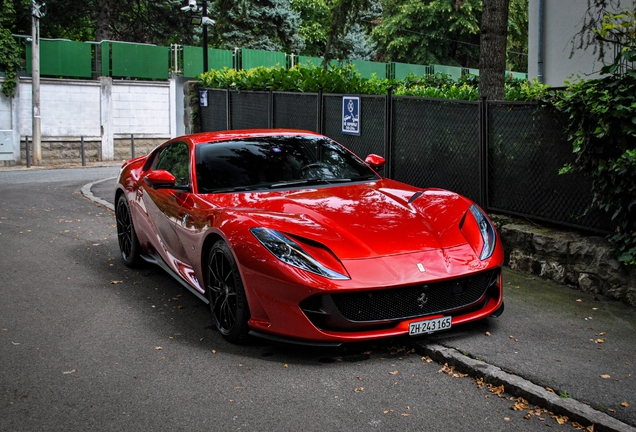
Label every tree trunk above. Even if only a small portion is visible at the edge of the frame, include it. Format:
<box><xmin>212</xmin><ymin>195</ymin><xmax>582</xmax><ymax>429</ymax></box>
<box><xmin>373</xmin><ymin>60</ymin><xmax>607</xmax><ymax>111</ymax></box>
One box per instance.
<box><xmin>479</xmin><ymin>0</ymin><xmax>510</xmax><ymax>100</ymax></box>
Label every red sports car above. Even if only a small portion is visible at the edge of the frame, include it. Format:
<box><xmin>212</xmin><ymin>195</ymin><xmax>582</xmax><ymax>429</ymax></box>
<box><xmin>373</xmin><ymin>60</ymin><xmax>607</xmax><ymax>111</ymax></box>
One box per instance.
<box><xmin>115</xmin><ymin>129</ymin><xmax>504</xmax><ymax>345</ymax></box>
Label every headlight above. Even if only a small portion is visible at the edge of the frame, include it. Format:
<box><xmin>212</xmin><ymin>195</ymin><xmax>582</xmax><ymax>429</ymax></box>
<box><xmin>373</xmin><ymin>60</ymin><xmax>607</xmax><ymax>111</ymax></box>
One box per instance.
<box><xmin>469</xmin><ymin>204</ymin><xmax>496</xmax><ymax>260</ymax></box>
<box><xmin>250</xmin><ymin>227</ymin><xmax>350</xmax><ymax>280</ymax></box>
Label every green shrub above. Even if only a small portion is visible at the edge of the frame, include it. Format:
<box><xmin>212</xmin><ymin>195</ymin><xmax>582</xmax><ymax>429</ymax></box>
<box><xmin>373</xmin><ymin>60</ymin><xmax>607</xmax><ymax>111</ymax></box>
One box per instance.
<box><xmin>198</xmin><ymin>65</ymin><xmax>544</xmax><ymax>101</ymax></box>
<box><xmin>548</xmin><ymin>73</ymin><xmax>636</xmax><ymax>265</ymax></box>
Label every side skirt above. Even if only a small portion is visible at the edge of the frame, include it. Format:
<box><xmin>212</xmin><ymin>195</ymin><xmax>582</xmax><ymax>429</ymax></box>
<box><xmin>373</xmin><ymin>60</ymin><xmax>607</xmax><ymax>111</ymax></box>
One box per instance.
<box><xmin>141</xmin><ymin>253</ymin><xmax>210</xmax><ymax>305</ymax></box>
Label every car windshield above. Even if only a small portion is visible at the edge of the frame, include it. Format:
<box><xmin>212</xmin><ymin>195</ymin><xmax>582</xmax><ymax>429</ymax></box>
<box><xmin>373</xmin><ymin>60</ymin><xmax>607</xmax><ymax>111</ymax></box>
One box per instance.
<box><xmin>195</xmin><ymin>136</ymin><xmax>380</xmax><ymax>193</ymax></box>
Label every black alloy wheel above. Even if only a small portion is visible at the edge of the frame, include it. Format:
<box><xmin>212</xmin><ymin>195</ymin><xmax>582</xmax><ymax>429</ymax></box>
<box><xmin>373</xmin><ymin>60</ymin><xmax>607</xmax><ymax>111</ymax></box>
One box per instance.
<box><xmin>116</xmin><ymin>194</ymin><xmax>142</xmax><ymax>267</ymax></box>
<box><xmin>206</xmin><ymin>240</ymin><xmax>250</xmax><ymax>344</ymax></box>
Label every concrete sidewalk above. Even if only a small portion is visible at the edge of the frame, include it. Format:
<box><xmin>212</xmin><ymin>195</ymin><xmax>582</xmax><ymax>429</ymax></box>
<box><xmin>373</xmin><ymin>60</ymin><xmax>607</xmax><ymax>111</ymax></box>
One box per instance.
<box><xmin>87</xmin><ymin>177</ymin><xmax>636</xmax><ymax>431</ymax></box>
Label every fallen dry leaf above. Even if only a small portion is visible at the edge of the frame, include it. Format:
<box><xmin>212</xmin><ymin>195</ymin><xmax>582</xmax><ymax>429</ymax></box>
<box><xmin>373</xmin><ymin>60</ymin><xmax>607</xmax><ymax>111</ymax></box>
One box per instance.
<box><xmin>488</xmin><ymin>384</ymin><xmax>505</xmax><ymax>397</ymax></box>
<box><xmin>110</xmin><ymin>280</ymin><xmax>123</xmax><ymax>284</ymax></box>
<box><xmin>600</xmin><ymin>374</ymin><xmax>611</xmax><ymax>379</ymax></box>
<box><xmin>389</xmin><ymin>370</ymin><xmax>399</xmax><ymax>375</ymax></box>
<box><xmin>510</xmin><ymin>398</ymin><xmax>528</xmax><ymax>411</ymax></box>
<box><xmin>553</xmin><ymin>415</ymin><xmax>568</xmax><ymax>425</ymax></box>
<box><xmin>595</xmin><ymin>339</ymin><xmax>605</xmax><ymax>344</ymax></box>
<box><xmin>62</xmin><ymin>369</ymin><xmax>77</xmax><ymax>375</ymax></box>
<box><xmin>545</xmin><ymin>387</ymin><xmax>556</xmax><ymax>393</ymax></box>
<box><xmin>155</xmin><ymin>346</ymin><xmax>162</xmax><ymax>350</ymax></box>
<box><xmin>354</xmin><ymin>387</ymin><xmax>364</xmax><ymax>393</ymax></box>
<box><xmin>401</xmin><ymin>413</ymin><xmax>410</xmax><ymax>417</ymax></box>
<box><xmin>576</xmin><ymin>299</ymin><xmax>582</xmax><ymax>302</ymax></box>
<box><xmin>621</xmin><ymin>401</ymin><xmax>629</xmax><ymax>407</ymax></box>
<box><xmin>485</xmin><ymin>331</ymin><xmax>491</xmax><ymax>336</ymax></box>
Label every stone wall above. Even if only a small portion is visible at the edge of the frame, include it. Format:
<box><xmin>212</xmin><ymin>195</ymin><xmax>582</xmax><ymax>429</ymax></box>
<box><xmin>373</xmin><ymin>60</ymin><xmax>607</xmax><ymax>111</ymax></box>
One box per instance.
<box><xmin>113</xmin><ymin>137</ymin><xmax>163</xmax><ymax>162</ymax></box>
<box><xmin>491</xmin><ymin>214</ymin><xmax>636</xmax><ymax>308</ymax></box>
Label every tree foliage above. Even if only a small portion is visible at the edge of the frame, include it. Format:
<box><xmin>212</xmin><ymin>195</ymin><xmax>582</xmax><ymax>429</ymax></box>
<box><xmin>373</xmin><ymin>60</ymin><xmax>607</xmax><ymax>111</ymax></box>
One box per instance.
<box><xmin>571</xmin><ymin>0</ymin><xmax>634</xmax><ymax>68</ymax></box>
<box><xmin>372</xmin><ymin>0</ymin><xmax>482</xmax><ymax>67</ymax></box>
<box><xmin>0</xmin><ymin>0</ymin><xmax>29</xmax><ymax>97</ymax></box>
<box><xmin>291</xmin><ymin>0</ymin><xmax>379</xmax><ymax>61</ymax></box>
<box><xmin>210</xmin><ymin>0</ymin><xmax>304</xmax><ymax>52</ymax></box>
<box><xmin>507</xmin><ymin>0</ymin><xmax>528</xmax><ymax>72</ymax></box>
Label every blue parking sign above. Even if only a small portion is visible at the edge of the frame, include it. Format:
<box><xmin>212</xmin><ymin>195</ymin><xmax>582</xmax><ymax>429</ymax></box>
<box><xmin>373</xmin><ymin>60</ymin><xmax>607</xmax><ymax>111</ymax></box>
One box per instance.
<box><xmin>342</xmin><ymin>95</ymin><xmax>360</xmax><ymax>136</ymax></box>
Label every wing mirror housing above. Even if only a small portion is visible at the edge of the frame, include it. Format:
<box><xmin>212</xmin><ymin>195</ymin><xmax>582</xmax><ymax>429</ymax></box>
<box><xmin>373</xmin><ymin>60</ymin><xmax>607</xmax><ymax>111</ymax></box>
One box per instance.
<box><xmin>144</xmin><ymin>170</ymin><xmax>176</xmax><ymax>189</ymax></box>
<box><xmin>365</xmin><ymin>154</ymin><xmax>386</xmax><ymax>170</ymax></box>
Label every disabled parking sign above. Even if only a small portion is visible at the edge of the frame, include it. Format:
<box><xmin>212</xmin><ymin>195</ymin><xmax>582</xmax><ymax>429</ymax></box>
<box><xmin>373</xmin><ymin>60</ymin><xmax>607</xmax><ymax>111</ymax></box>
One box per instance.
<box><xmin>342</xmin><ymin>95</ymin><xmax>360</xmax><ymax>136</ymax></box>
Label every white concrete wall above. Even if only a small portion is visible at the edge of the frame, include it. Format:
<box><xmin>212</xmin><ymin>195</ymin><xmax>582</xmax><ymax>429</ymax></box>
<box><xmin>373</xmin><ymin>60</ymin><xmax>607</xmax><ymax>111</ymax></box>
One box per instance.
<box><xmin>112</xmin><ymin>82</ymin><xmax>171</xmax><ymax>136</ymax></box>
<box><xmin>528</xmin><ymin>0</ymin><xmax>615</xmax><ymax>86</ymax></box>
<box><xmin>17</xmin><ymin>80</ymin><xmax>101</xmax><ymax>138</ymax></box>
<box><xmin>1</xmin><ymin>76</ymin><xmax>181</xmax><ymax>163</ymax></box>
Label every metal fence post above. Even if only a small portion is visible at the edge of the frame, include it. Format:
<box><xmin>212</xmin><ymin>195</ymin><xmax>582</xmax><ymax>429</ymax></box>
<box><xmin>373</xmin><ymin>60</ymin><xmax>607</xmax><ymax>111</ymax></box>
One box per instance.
<box><xmin>131</xmin><ymin>134</ymin><xmax>135</xmax><ymax>159</ymax></box>
<box><xmin>81</xmin><ymin>136</ymin><xmax>86</xmax><ymax>166</ymax></box>
<box><xmin>26</xmin><ymin>136</ymin><xmax>31</xmax><ymax>168</ymax></box>
<box><xmin>268</xmin><ymin>91</ymin><xmax>274</xmax><ymax>128</ymax></box>
<box><xmin>479</xmin><ymin>96</ymin><xmax>488</xmax><ymax>209</ymax></box>
<box><xmin>385</xmin><ymin>88</ymin><xmax>393</xmax><ymax>179</ymax></box>
<box><xmin>317</xmin><ymin>88</ymin><xmax>323</xmax><ymax>134</ymax></box>
<box><xmin>226</xmin><ymin>89</ymin><xmax>231</xmax><ymax>130</ymax></box>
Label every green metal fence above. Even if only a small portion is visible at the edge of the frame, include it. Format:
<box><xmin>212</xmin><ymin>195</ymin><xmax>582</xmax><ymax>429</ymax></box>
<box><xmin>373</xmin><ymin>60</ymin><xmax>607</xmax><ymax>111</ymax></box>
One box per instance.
<box><xmin>349</xmin><ymin>59</ymin><xmax>387</xmax><ymax>79</ymax></box>
<box><xmin>182</xmin><ymin>46</ymin><xmax>233</xmax><ymax>78</ymax></box>
<box><xmin>390</xmin><ymin>62</ymin><xmax>432</xmax><ymax>80</ymax></box>
<box><xmin>430</xmin><ymin>64</ymin><xmax>463</xmax><ymax>80</ymax></box>
<box><xmin>16</xmin><ymin>36</ymin><xmax>528</xmax><ymax>82</ymax></box>
<box><xmin>102</xmin><ymin>42</ymin><xmax>169</xmax><ymax>79</ymax></box>
<box><xmin>239</xmin><ymin>49</ymin><xmax>288</xmax><ymax>70</ymax></box>
<box><xmin>26</xmin><ymin>39</ymin><xmax>92</xmax><ymax>78</ymax></box>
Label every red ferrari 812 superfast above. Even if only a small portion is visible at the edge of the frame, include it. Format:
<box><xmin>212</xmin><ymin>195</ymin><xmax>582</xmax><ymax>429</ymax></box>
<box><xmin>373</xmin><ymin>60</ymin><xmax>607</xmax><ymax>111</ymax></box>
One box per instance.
<box><xmin>115</xmin><ymin>129</ymin><xmax>504</xmax><ymax>345</ymax></box>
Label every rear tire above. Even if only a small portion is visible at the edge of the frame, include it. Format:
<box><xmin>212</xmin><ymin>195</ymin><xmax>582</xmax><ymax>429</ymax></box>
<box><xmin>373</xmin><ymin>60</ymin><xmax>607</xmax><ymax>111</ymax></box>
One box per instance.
<box><xmin>206</xmin><ymin>240</ymin><xmax>250</xmax><ymax>344</ymax></box>
<box><xmin>116</xmin><ymin>194</ymin><xmax>142</xmax><ymax>268</ymax></box>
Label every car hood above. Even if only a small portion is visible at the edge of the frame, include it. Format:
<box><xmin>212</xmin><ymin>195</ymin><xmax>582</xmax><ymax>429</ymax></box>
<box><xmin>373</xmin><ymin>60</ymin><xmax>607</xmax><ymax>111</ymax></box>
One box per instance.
<box><xmin>204</xmin><ymin>180</ymin><xmax>472</xmax><ymax>260</ymax></box>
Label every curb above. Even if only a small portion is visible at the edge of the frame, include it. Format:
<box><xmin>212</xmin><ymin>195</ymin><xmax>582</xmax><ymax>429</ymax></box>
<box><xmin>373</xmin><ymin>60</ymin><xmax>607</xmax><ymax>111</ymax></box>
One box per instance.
<box><xmin>81</xmin><ymin>177</ymin><xmax>116</xmax><ymax>211</ymax></box>
<box><xmin>415</xmin><ymin>343</ymin><xmax>636</xmax><ymax>432</ymax></box>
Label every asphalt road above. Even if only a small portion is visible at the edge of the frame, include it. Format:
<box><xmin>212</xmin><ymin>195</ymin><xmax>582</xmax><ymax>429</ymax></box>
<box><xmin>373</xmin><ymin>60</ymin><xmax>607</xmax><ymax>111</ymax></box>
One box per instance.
<box><xmin>1</xmin><ymin>167</ymin><xmax>634</xmax><ymax>431</ymax></box>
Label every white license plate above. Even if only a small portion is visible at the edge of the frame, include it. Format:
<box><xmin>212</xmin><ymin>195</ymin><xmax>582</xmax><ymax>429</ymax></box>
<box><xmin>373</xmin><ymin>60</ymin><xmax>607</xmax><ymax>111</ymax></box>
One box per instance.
<box><xmin>409</xmin><ymin>316</ymin><xmax>452</xmax><ymax>335</ymax></box>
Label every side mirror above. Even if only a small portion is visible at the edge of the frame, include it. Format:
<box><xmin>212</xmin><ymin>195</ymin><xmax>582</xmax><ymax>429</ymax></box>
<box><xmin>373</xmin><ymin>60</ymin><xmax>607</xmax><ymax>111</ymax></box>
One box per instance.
<box><xmin>365</xmin><ymin>154</ymin><xmax>386</xmax><ymax>170</ymax></box>
<box><xmin>144</xmin><ymin>170</ymin><xmax>176</xmax><ymax>189</ymax></box>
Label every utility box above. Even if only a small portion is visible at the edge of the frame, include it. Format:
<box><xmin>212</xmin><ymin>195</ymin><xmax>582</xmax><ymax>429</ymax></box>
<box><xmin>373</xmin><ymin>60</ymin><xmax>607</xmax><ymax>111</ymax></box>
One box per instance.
<box><xmin>0</xmin><ymin>130</ymin><xmax>14</xmax><ymax>161</ymax></box>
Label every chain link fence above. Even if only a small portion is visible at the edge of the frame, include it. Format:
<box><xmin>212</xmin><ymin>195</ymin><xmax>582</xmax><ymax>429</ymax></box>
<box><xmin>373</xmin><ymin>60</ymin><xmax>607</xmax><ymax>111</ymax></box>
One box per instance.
<box><xmin>392</xmin><ymin>97</ymin><xmax>481</xmax><ymax>203</ymax></box>
<box><xmin>488</xmin><ymin>102</ymin><xmax>611</xmax><ymax>232</ymax></box>
<box><xmin>198</xmin><ymin>88</ymin><xmax>612</xmax><ymax>233</ymax></box>
<box><xmin>273</xmin><ymin>92</ymin><xmax>319</xmax><ymax>131</ymax></box>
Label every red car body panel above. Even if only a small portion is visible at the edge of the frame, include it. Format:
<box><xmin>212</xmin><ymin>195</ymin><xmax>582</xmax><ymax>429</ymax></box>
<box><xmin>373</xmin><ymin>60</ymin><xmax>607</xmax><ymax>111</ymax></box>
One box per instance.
<box><xmin>116</xmin><ymin>129</ymin><xmax>504</xmax><ymax>344</ymax></box>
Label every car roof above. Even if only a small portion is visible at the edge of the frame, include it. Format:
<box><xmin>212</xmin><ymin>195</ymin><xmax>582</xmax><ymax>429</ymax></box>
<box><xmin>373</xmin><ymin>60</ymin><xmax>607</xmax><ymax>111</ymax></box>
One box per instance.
<box><xmin>180</xmin><ymin>129</ymin><xmax>323</xmax><ymax>146</ymax></box>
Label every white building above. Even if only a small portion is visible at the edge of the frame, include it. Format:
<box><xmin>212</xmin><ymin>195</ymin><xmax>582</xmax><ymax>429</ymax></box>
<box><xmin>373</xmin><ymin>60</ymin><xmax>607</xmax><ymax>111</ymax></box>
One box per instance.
<box><xmin>528</xmin><ymin>0</ymin><xmax>622</xmax><ymax>86</ymax></box>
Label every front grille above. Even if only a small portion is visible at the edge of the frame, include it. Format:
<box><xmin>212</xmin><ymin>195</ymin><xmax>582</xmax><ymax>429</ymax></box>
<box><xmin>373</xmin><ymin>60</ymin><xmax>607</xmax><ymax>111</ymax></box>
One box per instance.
<box><xmin>301</xmin><ymin>270</ymin><xmax>498</xmax><ymax>330</ymax></box>
<box><xmin>334</xmin><ymin>270</ymin><xmax>496</xmax><ymax>321</ymax></box>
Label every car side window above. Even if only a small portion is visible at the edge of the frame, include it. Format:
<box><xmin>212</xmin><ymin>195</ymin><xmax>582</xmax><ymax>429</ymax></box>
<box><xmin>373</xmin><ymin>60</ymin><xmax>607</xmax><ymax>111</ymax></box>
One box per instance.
<box><xmin>154</xmin><ymin>142</ymin><xmax>190</xmax><ymax>188</ymax></box>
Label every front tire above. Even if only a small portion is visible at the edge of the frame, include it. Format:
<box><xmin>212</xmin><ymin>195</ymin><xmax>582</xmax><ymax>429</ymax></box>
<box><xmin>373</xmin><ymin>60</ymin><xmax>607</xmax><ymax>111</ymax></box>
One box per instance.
<box><xmin>116</xmin><ymin>194</ymin><xmax>142</xmax><ymax>268</ymax></box>
<box><xmin>206</xmin><ymin>240</ymin><xmax>250</xmax><ymax>344</ymax></box>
